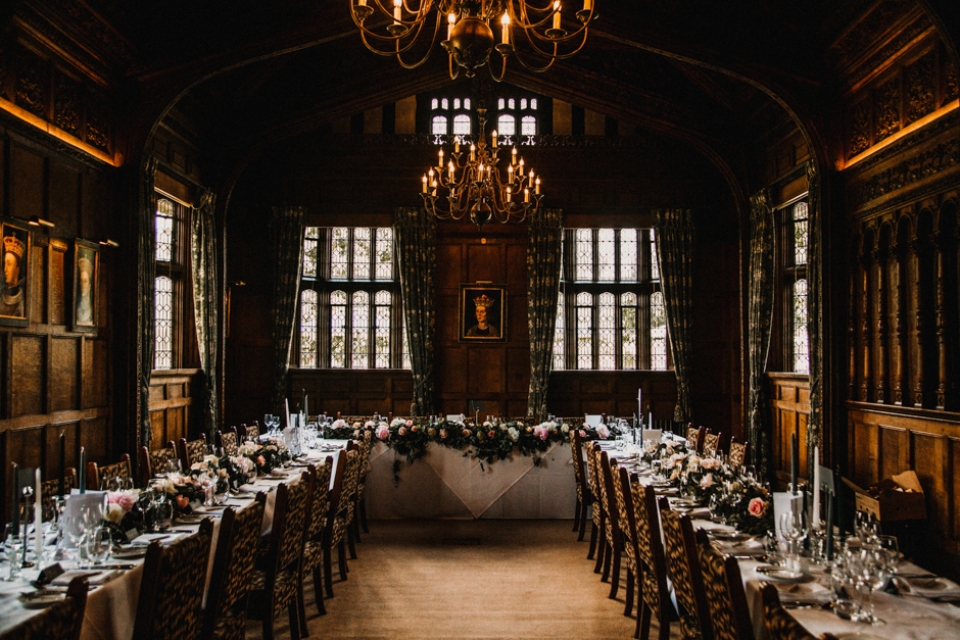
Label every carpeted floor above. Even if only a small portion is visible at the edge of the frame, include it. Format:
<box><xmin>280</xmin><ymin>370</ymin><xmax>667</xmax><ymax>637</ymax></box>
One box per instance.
<box><xmin>245</xmin><ymin>519</ymin><xmax>679</xmax><ymax>639</ymax></box>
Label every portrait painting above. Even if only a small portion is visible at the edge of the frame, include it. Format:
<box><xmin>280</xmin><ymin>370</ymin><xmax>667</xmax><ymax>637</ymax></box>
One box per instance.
<box><xmin>460</xmin><ymin>284</ymin><xmax>506</xmax><ymax>342</ymax></box>
<box><xmin>72</xmin><ymin>239</ymin><xmax>99</xmax><ymax>333</ymax></box>
<box><xmin>0</xmin><ymin>220</ymin><xmax>31</xmax><ymax>326</ymax></box>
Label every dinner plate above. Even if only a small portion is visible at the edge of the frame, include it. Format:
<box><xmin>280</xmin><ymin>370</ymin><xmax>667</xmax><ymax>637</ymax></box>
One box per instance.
<box><xmin>709</xmin><ymin>530</ymin><xmax>752</xmax><ymax>543</ymax></box>
<box><xmin>19</xmin><ymin>590</ymin><xmax>65</xmax><ymax>609</ymax></box>
<box><xmin>833</xmin><ymin>633</ymin><xmax>887</xmax><ymax>640</ymax></box>
<box><xmin>754</xmin><ymin>565</ymin><xmax>810</xmax><ymax>582</ymax></box>
<box><xmin>908</xmin><ymin>576</ymin><xmax>949</xmax><ymax>591</ymax></box>
<box><xmin>111</xmin><ymin>545</ymin><xmax>147</xmax><ymax>559</ymax></box>
<box><xmin>672</xmin><ymin>498</ymin><xmax>701</xmax><ymax>508</ymax></box>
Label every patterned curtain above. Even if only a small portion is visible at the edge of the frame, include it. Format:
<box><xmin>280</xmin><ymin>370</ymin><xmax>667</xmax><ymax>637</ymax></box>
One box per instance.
<box><xmin>654</xmin><ymin>208</ymin><xmax>696</xmax><ymax>423</ymax></box>
<box><xmin>269</xmin><ymin>206</ymin><xmax>305</xmax><ymax>416</ymax></box>
<box><xmin>806</xmin><ymin>160</ymin><xmax>823</xmax><ymax>466</ymax></box>
<box><xmin>394</xmin><ymin>207</ymin><xmax>437</xmax><ymax>415</ymax></box>
<box><xmin>138</xmin><ymin>157</ymin><xmax>157</xmax><ymax>449</ymax></box>
<box><xmin>747</xmin><ymin>190</ymin><xmax>776</xmax><ymax>479</ymax></box>
<box><xmin>526</xmin><ymin>208</ymin><xmax>563</xmax><ymax>421</ymax></box>
<box><xmin>191</xmin><ymin>189</ymin><xmax>219</xmax><ymax>440</ymax></box>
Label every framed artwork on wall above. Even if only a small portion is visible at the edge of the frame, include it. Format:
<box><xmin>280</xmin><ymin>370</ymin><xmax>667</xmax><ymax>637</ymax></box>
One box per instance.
<box><xmin>72</xmin><ymin>239</ymin><xmax>99</xmax><ymax>333</ymax></box>
<box><xmin>460</xmin><ymin>284</ymin><xmax>506</xmax><ymax>342</ymax></box>
<box><xmin>0</xmin><ymin>219</ymin><xmax>31</xmax><ymax>327</ymax></box>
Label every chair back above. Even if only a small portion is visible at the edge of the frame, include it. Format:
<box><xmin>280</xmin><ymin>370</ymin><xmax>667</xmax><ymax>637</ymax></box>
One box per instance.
<box><xmin>325</xmin><ymin>452</ymin><xmax>349</xmax><ymax>542</ymax></box>
<box><xmin>659</xmin><ymin>500</ymin><xmax>713</xmax><ymax>639</ymax></box>
<box><xmin>599</xmin><ymin>451</ymin><xmax>620</xmax><ymax>541</ymax></box>
<box><xmin>86</xmin><ymin>453</ymin><xmax>132</xmax><ymax>490</ymax></box>
<box><xmin>202</xmin><ymin>494</ymin><xmax>267</xmax><ymax>640</ymax></box>
<box><xmin>133</xmin><ymin>520</ymin><xmax>214</xmax><ymax>640</ymax></box>
<box><xmin>728</xmin><ymin>438</ymin><xmax>749</xmax><ymax>468</ymax></box>
<box><xmin>760</xmin><ymin>583</ymin><xmax>819</xmax><ymax>640</ymax></box>
<box><xmin>244</xmin><ymin>423</ymin><xmax>260</xmax><ymax>441</ymax></box>
<box><xmin>686</xmin><ymin>425</ymin><xmax>705</xmax><ymax>453</ymax></box>
<box><xmin>570</xmin><ymin>430</ymin><xmax>591</xmax><ymax>504</ymax></box>
<box><xmin>273</xmin><ymin>471</ymin><xmax>314</xmax><ymax>573</ymax></box>
<box><xmin>584</xmin><ymin>442</ymin><xmax>605</xmax><ymax>529</ymax></box>
<box><xmin>630</xmin><ymin>483</ymin><xmax>671</xmax><ymax>621</ymax></box>
<box><xmin>39</xmin><ymin>468</ymin><xmax>76</xmax><ymax>514</ymax></box>
<box><xmin>694</xmin><ymin>529</ymin><xmax>754</xmax><ymax>640</ymax></box>
<box><xmin>340</xmin><ymin>446</ymin><xmax>361</xmax><ymax>515</ymax></box>
<box><xmin>1</xmin><ymin>575</ymin><xmax>88</xmax><ymax>640</ymax></box>
<box><xmin>217</xmin><ymin>427</ymin><xmax>240</xmax><ymax>456</ymax></box>
<box><xmin>140</xmin><ymin>442</ymin><xmax>177</xmax><ymax>486</ymax></box>
<box><xmin>178</xmin><ymin>435</ymin><xmax>208</xmax><ymax>469</ymax></box>
<box><xmin>611</xmin><ymin>462</ymin><xmax>632</xmax><ymax>547</ymax></box>
<box><xmin>306</xmin><ymin>457</ymin><xmax>334</xmax><ymax>540</ymax></box>
<box><xmin>702</xmin><ymin>431</ymin><xmax>721</xmax><ymax>456</ymax></box>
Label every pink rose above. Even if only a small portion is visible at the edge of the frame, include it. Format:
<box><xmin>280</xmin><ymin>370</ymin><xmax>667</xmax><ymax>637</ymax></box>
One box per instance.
<box><xmin>405</xmin><ymin>420</ymin><xmax>414</xmax><ymax>427</ymax></box>
<box><xmin>440</xmin><ymin>429</ymin><xmax>448</xmax><ymax>439</ymax></box>
<box><xmin>256</xmin><ymin>455</ymin><xmax>266</xmax><ymax>467</ymax></box>
<box><xmin>488</xmin><ymin>429</ymin><xmax>497</xmax><ymax>439</ymax></box>
<box><xmin>596</xmin><ymin>425</ymin><xmax>611</xmax><ymax>439</ymax></box>
<box><xmin>579</xmin><ymin>430</ymin><xmax>586</xmax><ymax>438</ymax></box>
<box><xmin>376</xmin><ymin>425</ymin><xmax>390</xmax><ymax>440</ymax></box>
<box><xmin>699</xmin><ymin>473</ymin><xmax>715</xmax><ymax>490</ymax></box>
<box><xmin>398</xmin><ymin>426</ymin><xmax>408</xmax><ymax>436</ymax></box>
<box><xmin>411</xmin><ymin>425</ymin><xmax>419</xmax><ymax>433</ymax></box>
<box><xmin>462</xmin><ymin>429</ymin><xmax>471</xmax><ymax>438</ymax></box>
<box><xmin>748</xmin><ymin>497</ymin><xmax>766</xmax><ymax>517</ymax></box>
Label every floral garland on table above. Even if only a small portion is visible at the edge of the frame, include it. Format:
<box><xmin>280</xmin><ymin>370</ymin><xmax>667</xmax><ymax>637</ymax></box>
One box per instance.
<box><xmin>188</xmin><ymin>454</ymin><xmax>233</xmax><ymax>494</ymax></box>
<box><xmin>237</xmin><ymin>439</ymin><xmax>291</xmax><ymax>474</ymax></box>
<box><xmin>710</xmin><ymin>475</ymin><xmax>774</xmax><ymax>536</ymax></box>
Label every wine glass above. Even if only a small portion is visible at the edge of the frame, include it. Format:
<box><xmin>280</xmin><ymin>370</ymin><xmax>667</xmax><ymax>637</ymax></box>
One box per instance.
<box><xmin>87</xmin><ymin>525</ymin><xmax>112</xmax><ymax>566</ymax></box>
<box><xmin>853</xmin><ymin>547</ymin><xmax>888</xmax><ymax>624</ymax></box>
<box><xmin>779</xmin><ymin>510</ymin><xmax>807</xmax><ymax>571</ymax></box>
<box><xmin>4</xmin><ymin>523</ymin><xmax>24</xmax><ymax>581</ymax></box>
<box><xmin>876</xmin><ymin>535</ymin><xmax>900</xmax><ymax>574</ymax></box>
<box><xmin>855</xmin><ymin>511</ymin><xmax>879</xmax><ymax>545</ymax></box>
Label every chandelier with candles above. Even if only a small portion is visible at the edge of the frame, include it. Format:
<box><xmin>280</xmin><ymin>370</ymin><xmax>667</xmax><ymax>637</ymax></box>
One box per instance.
<box><xmin>420</xmin><ymin>107</ymin><xmax>542</xmax><ymax>228</ymax></box>
<box><xmin>351</xmin><ymin>0</ymin><xmax>596</xmax><ymax>81</ymax></box>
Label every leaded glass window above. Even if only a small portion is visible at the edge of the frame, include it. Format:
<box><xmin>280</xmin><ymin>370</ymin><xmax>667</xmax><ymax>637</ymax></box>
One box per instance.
<box><xmin>555</xmin><ymin>228</ymin><xmax>667</xmax><ymax>370</ymax></box>
<box><xmin>792</xmin><ymin>279</ymin><xmax>809</xmax><ymax>374</ymax></box>
<box><xmin>432</xmin><ymin>115</ymin><xmax>448</xmax><ymax>135</ymax></box>
<box><xmin>453</xmin><ymin>114</ymin><xmax>472</xmax><ymax>136</ymax></box>
<box><xmin>778</xmin><ymin>198</ymin><xmax>810</xmax><ymax>374</ymax></box>
<box><xmin>650</xmin><ymin>291</ymin><xmax>668</xmax><ymax>370</ymax></box>
<box><xmin>498</xmin><ymin>114</ymin><xmax>516</xmax><ymax>136</ymax></box>
<box><xmin>155</xmin><ymin>199</ymin><xmax>174</xmax><ymax>262</ymax></box>
<box><xmin>299</xmin><ymin>227</ymin><xmax>405</xmax><ymax>369</ymax></box>
<box><xmin>154</xmin><ymin>275</ymin><xmax>173</xmax><ymax>370</ymax></box>
<box><xmin>153</xmin><ymin>194</ymin><xmax>188</xmax><ymax>371</ymax></box>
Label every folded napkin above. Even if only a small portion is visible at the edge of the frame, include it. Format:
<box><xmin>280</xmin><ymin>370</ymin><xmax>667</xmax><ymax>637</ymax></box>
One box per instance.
<box><xmin>775</xmin><ymin>581</ymin><xmax>834</xmax><ymax>605</ymax></box>
<box><xmin>130</xmin><ymin>532</ymin><xmax>185</xmax><ymax>547</ymax></box>
<box><xmin>712</xmin><ymin>539</ymin><xmax>766</xmax><ymax>557</ymax></box>
<box><xmin>893</xmin><ymin>575</ymin><xmax>960</xmax><ymax>599</ymax></box>
<box><xmin>51</xmin><ymin>569</ymin><xmax>119</xmax><ymax>586</ymax></box>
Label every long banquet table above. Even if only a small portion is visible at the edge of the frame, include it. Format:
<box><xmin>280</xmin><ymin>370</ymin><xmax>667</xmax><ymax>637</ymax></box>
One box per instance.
<box><xmin>603</xmin><ymin>440</ymin><xmax>960</xmax><ymax>640</ymax></box>
<box><xmin>0</xmin><ymin>443</ymin><xmax>343</xmax><ymax>640</ymax></box>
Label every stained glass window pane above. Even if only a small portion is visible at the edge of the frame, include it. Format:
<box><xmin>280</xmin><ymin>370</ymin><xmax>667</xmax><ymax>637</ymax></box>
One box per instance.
<box><xmin>330</xmin><ymin>291</ymin><xmax>347</xmax><ymax>368</ymax></box>
<box><xmin>498</xmin><ymin>98</ymin><xmax>505</xmax><ymax>110</ymax></box>
<box><xmin>353</xmin><ymin>228</ymin><xmax>371</xmax><ymax>280</ymax></box>
<box><xmin>650</xmin><ymin>230</ymin><xmax>660</xmax><ymax>281</ymax></box>
<box><xmin>621</xmin><ymin>293</ymin><xmax>638</xmax><ymax>369</ymax></box>
<box><xmin>155</xmin><ymin>199</ymin><xmax>174</xmax><ymax>262</ymax></box>
<box><xmin>454</xmin><ymin>98</ymin><xmax>460</xmax><ymax>109</ymax></box>
<box><xmin>575</xmin><ymin>229</ymin><xmax>593</xmax><ymax>281</ymax></box>
<box><xmin>375</xmin><ymin>227</ymin><xmax>393</xmax><ymax>280</ymax></box>
<box><xmin>598</xmin><ymin>292</ymin><xmax>616</xmax><ymax>369</ymax></box>
<box><xmin>331</xmin><ymin>228</ymin><xmax>349</xmax><ymax>280</ymax></box>
<box><xmin>597</xmin><ymin>229</ymin><xmax>615</xmax><ymax>281</ymax></box>
<box><xmin>431</xmin><ymin>98</ymin><xmax>438</xmax><ymax>110</ymax></box>
<box><xmin>300</xmin><ymin>289</ymin><xmax>318</xmax><ymax>367</ymax></box>
<box><xmin>432</xmin><ymin>115</ymin><xmax>448</xmax><ymax>135</ymax></box>
<box><xmin>453</xmin><ymin>114</ymin><xmax>471</xmax><ymax>135</ymax></box>
<box><xmin>576</xmin><ymin>292</ymin><xmax>593</xmax><ymax>369</ymax></box>
<box><xmin>374</xmin><ymin>291</ymin><xmax>391</xmax><ymax>368</ymax></box>
<box><xmin>553</xmin><ymin>291</ymin><xmax>565</xmax><ymax>370</ymax></box>
<box><xmin>441</xmin><ymin>98</ymin><xmax>448</xmax><ymax>110</ymax></box>
<box><xmin>650</xmin><ymin>291</ymin><xmax>667</xmax><ymax>370</ymax></box>
<box><xmin>521</xmin><ymin>115</ymin><xmax>536</xmax><ymax>136</ymax></box>
<box><xmin>303</xmin><ymin>227</ymin><xmax>319</xmax><ymax>278</ymax></box>
<box><xmin>530</xmin><ymin>98</ymin><xmax>537</xmax><ymax>109</ymax></box>
<box><xmin>352</xmin><ymin>291</ymin><xmax>369</xmax><ymax>368</ymax></box>
<box><xmin>792</xmin><ymin>201</ymin><xmax>809</xmax><ymax>266</ymax></box>
<box><xmin>464</xmin><ymin>98</ymin><xmax>471</xmax><ymax>110</ymax></box>
<box><xmin>508</xmin><ymin>98</ymin><xmax>515</xmax><ymax>109</ymax></box>
<box><xmin>792</xmin><ymin>278</ymin><xmax>809</xmax><ymax>373</ymax></box>
<box><xmin>498</xmin><ymin>114</ymin><xmax>516</xmax><ymax>136</ymax></box>
<box><xmin>620</xmin><ymin>229</ymin><xmax>638</xmax><ymax>281</ymax></box>
<box><xmin>154</xmin><ymin>276</ymin><xmax>173</xmax><ymax>370</ymax></box>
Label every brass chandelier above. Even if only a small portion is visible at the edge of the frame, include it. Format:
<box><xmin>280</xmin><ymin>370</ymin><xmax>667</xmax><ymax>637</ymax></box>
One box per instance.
<box><xmin>420</xmin><ymin>107</ymin><xmax>543</xmax><ymax>228</ymax></box>
<box><xmin>351</xmin><ymin>0</ymin><xmax>596</xmax><ymax>81</ymax></box>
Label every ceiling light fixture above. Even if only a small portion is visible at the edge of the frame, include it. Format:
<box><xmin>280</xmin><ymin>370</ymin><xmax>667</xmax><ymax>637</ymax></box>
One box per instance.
<box><xmin>28</xmin><ymin>216</ymin><xmax>55</xmax><ymax>228</ymax></box>
<box><xmin>420</xmin><ymin>107</ymin><xmax>542</xmax><ymax>228</ymax></box>
<box><xmin>351</xmin><ymin>0</ymin><xmax>596</xmax><ymax>81</ymax></box>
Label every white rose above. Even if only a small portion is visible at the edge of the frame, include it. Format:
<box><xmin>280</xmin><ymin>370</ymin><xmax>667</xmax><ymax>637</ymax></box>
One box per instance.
<box><xmin>105</xmin><ymin>503</ymin><xmax>125</xmax><ymax>524</ymax></box>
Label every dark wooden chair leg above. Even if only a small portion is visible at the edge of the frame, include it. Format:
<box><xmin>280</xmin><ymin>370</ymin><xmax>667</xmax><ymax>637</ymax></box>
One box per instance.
<box><xmin>313</xmin><ymin>564</ymin><xmax>326</xmax><ymax>614</ymax></box>
<box><xmin>638</xmin><ymin>604</ymin><xmax>650</xmax><ymax>640</ymax></box>
<box><xmin>288</xmin><ymin>600</ymin><xmax>302</xmax><ymax>640</ymax></box>
<box><xmin>624</xmin><ymin>568</ymin><xmax>634</xmax><ymax>616</ymax></box>
<box><xmin>323</xmin><ymin>549</ymin><xmax>335</xmax><ymax>598</ymax></box>
<box><xmin>347</xmin><ymin>526</ymin><xmax>358</xmax><ymax>560</ymax></box>
<box><xmin>608</xmin><ymin>547</ymin><xmax>621</xmax><ymax>597</ymax></box>
<box><xmin>573</xmin><ymin>500</ymin><xmax>581</xmax><ymax>531</ymax></box>
<box><xmin>338</xmin><ymin>540</ymin><xmax>349</xmax><ymax>580</ymax></box>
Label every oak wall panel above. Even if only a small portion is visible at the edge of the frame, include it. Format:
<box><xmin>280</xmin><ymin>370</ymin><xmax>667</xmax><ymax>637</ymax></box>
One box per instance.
<box><xmin>51</xmin><ymin>337</ymin><xmax>78</xmax><ymax>412</ymax></box>
<box><xmin>10</xmin><ymin>144</ymin><xmax>44</xmax><ymax>221</ymax></box>
<box><xmin>11</xmin><ymin>336</ymin><xmax>44</xmax><ymax>417</ymax></box>
<box><xmin>49</xmin><ymin>243</ymin><xmax>66</xmax><ymax>326</ymax></box>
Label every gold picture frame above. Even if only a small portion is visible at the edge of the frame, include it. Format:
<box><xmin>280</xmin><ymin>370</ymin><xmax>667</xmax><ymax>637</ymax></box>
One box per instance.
<box><xmin>460</xmin><ymin>284</ymin><xmax>506</xmax><ymax>342</ymax></box>
<box><xmin>0</xmin><ymin>219</ymin><xmax>31</xmax><ymax>326</ymax></box>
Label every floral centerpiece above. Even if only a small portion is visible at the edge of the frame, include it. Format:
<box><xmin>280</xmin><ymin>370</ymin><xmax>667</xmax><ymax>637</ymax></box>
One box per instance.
<box><xmin>238</xmin><ymin>439</ymin><xmax>290</xmax><ymax>474</ymax></box>
<box><xmin>711</xmin><ymin>475</ymin><xmax>774</xmax><ymax>536</ymax></box>
<box><xmin>664</xmin><ymin>451</ymin><xmax>734</xmax><ymax>502</ymax></box>
<box><xmin>102</xmin><ymin>489</ymin><xmax>144</xmax><ymax>542</ymax></box>
<box><xmin>188</xmin><ymin>454</ymin><xmax>232</xmax><ymax>494</ymax></box>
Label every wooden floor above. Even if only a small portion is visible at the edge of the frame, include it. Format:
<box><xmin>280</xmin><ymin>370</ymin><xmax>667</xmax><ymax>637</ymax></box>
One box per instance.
<box><xmin>244</xmin><ymin>519</ymin><xmax>681</xmax><ymax>639</ymax></box>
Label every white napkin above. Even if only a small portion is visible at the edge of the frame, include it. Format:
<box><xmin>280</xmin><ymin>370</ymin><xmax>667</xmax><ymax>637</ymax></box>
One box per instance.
<box><xmin>130</xmin><ymin>532</ymin><xmax>185</xmax><ymax>546</ymax></box>
<box><xmin>775</xmin><ymin>580</ymin><xmax>834</xmax><ymax>605</ymax></box>
<box><xmin>52</xmin><ymin>569</ymin><xmax>119</xmax><ymax>586</ymax></box>
<box><xmin>893</xmin><ymin>575</ymin><xmax>960</xmax><ymax>599</ymax></box>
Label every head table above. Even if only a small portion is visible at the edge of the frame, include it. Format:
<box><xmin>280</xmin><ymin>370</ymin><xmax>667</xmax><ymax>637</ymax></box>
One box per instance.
<box><xmin>0</xmin><ymin>442</ymin><xmax>342</xmax><ymax>640</ymax></box>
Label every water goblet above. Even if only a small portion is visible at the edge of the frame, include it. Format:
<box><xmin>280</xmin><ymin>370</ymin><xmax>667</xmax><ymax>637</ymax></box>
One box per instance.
<box><xmin>855</xmin><ymin>510</ymin><xmax>879</xmax><ymax>545</ymax></box>
<box><xmin>4</xmin><ymin>524</ymin><xmax>24</xmax><ymax>581</ymax></box>
<box><xmin>87</xmin><ymin>525</ymin><xmax>112</xmax><ymax>566</ymax></box>
<box><xmin>778</xmin><ymin>510</ymin><xmax>807</xmax><ymax>571</ymax></box>
<box><xmin>854</xmin><ymin>547</ymin><xmax>888</xmax><ymax>624</ymax></box>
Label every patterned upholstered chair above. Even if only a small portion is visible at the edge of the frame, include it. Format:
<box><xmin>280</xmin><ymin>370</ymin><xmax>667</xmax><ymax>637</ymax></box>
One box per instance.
<box><xmin>322</xmin><ymin>452</ymin><xmax>349</xmax><ymax>599</ymax></box>
<box><xmin>244</xmin><ymin>422</ymin><xmax>260</xmax><ymax>441</ymax></box>
<box><xmin>598</xmin><ymin>450</ymin><xmax>623</xmax><ymax>598</ymax></box>
<box><xmin>86</xmin><ymin>453</ymin><xmax>133</xmax><ymax>490</ymax></box>
<box><xmin>1</xmin><ymin>575</ymin><xmax>87</xmax><ymax>640</ymax></box>
<box><xmin>38</xmin><ymin>468</ymin><xmax>76</xmax><ymax>515</ymax></box>
<box><xmin>341</xmin><ymin>442</ymin><xmax>363</xmax><ymax>561</ymax></box>
<box><xmin>694</xmin><ymin>529</ymin><xmax>754</xmax><ymax>640</ymax></box>
<box><xmin>571</xmin><ymin>429</ymin><xmax>594</xmax><ymax>541</ymax></box>
<box><xmin>216</xmin><ymin>426</ymin><xmax>240</xmax><ymax>456</ymax></box>
<box><xmin>583</xmin><ymin>441</ymin><xmax>605</xmax><ymax>565</ymax></box>
<box><xmin>178</xmin><ymin>434</ymin><xmax>208</xmax><ymax>469</ymax></box>
<box><xmin>659</xmin><ymin>500</ymin><xmax>713</xmax><ymax>640</ymax></box>
<box><xmin>201</xmin><ymin>494</ymin><xmax>267</xmax><ymax>640</ymax></box>
<box><xmin>631</xmin><ymin>483</ymin><xmax>674</xmax><ymax>640</ymax></box>
<box><xmin>133</xmin><ymin>519</ymin><xmax>214</xmax><ymax>640</ymax></box>
<box><xmin>248</xmin><ymin>471</ymin><xmax>314</xmax><ymax>640</ymax></box>
<box><xmin>728</xmin><ymin>437</ymin><xmax>750</xmax><ymax>469</ymax></box>
<box><xmin>613</xmin><ymin>463</ymin><xmax>639</xmax><ymax>617</ymax></box>
<box><xmin>702</xmin><ymin>430</ymin><xmax>721</xmax><ymax>457</ymax></box>
<box><xmin>352</xmin><ymin>430</ymin><xmax>373</xmax><ymax>538</ymax></box>
<box><xmin>760</xmin><ymin>583</ymin><xmax>825</xmax><ymax>640</ymax></box>
<box><xmin>302</xmin><ymin>456</ymin><xmax>334</xmax><ymax>614</ymax></box>
<box><xmin>686</xmin><ymin>425</ymin><xmax>706</xmax><ymax>453</ymax></box>
<box><xmin>138</xmin><ymin>442</ymin><xmax>178</xmax><ymax>487</ymax></box>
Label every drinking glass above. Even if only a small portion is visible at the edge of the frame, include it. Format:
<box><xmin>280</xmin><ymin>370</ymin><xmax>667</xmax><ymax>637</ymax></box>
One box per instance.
<box><xmin>876</xmin><ymin>535</ymin><xmax>900</xmax><ymax>574</ymax></box>
<box><xmin>854</xmin><ymin>548</ymin><xmax>888</xmax><ymax>624</ymax></box>
<box><xmin>855</xmin><ymin>511</ymin><xmax>879</xmax><ymax>545</ymax></box>
<box><xmin>4</xmin><ymin>524</ymin><xmax>23</xmax><ymax>581</ymax></box>
<box><xmin>779</xmin><ymin>510</ymin><xmax>807</xmax><ymax>571</ymax></box>
<box><xmin>87</xmin><ymin>526</ymin><xmax>111</xmax><ymax>566</ymax></box>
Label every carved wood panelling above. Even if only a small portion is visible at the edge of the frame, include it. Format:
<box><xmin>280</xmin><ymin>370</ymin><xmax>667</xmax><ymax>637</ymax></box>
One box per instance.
<box><xmin>770</xmin><ymin>375</ymin><xmax>810</xmax><ymax>485</ymax></box>
<box><xmin>288</xmin><ymin>370</ymin><xmax>414</xmax><ymax>419</ymax></box>
<box><xmin>148</xmin><ymin>370</ymin><xmax>198</xmax><ymax>450</ymax></box>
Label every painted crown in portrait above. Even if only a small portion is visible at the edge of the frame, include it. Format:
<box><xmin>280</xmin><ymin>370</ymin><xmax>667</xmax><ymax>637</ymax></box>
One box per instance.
<box><xmin>3</xmin><ymin>235</ymin><xmax>24</xmax><ymax>259</ymax></box>
<box><xmin>473</xmin><ymin>294</ymin><xmax>495</xmax><ymax>309</ymax></box>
